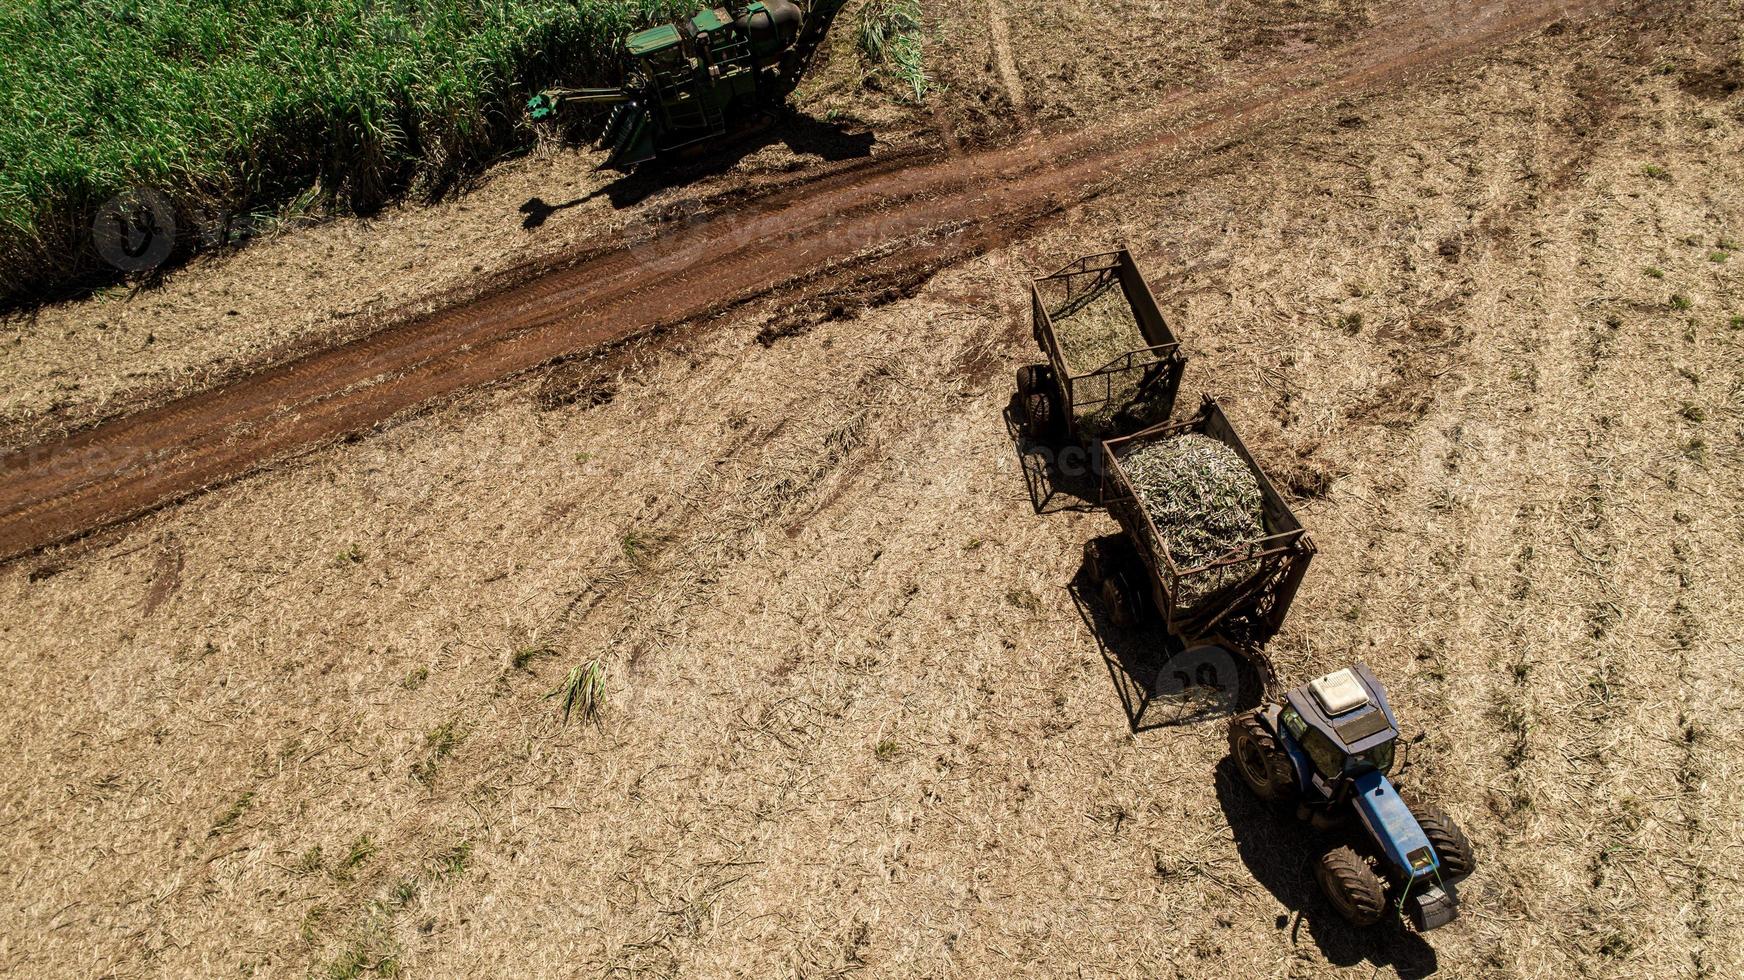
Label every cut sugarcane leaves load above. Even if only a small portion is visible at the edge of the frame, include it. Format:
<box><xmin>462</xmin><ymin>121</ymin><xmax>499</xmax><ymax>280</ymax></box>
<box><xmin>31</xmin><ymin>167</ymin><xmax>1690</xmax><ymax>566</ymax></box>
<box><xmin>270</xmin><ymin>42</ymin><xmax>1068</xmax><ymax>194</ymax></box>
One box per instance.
<box><xmin>1118</xmin><ymin>433</ymin><xmax>1267</xmax><ymax>608</ymax></box>
<box><xmin>1048</xmin><ymin>277</ymin><xmax>1171</xmax><ymax>438</ymax></box>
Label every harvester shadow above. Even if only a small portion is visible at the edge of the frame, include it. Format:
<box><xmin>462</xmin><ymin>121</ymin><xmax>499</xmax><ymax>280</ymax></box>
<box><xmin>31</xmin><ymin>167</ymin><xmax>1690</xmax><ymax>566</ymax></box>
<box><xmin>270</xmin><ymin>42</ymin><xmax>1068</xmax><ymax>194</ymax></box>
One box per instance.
<box><xmin>521</xmin><ymin>110</ymin><xmax>876</xmax><ymax>225</ymax></box>
<box><xmin>1213</xmin><ymin>760</ymin><xmax>1440</xmax><ymax>978</ymax></box>
<box><xmin>1003</xmin><ymin>405</ymin><xmax>1098</xmax><ymax>515</ymax></box>
<box><xmin>1067</xmin><ymin>572</ymin><xmax>1260</xmax><ymax>733</ymax></box>
<box><xmin>518</xmin><ymin>196</ymin><xmax>581</xmax><ymax>229</ymax></box>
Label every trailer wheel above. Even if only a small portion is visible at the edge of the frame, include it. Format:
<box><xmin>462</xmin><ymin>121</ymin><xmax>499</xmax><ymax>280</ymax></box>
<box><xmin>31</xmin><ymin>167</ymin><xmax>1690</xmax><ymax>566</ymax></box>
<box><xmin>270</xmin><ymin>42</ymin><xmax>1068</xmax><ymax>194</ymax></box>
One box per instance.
<box><xmin>1100</xmin><ymin>575</ymin><xmax>1135</xmax><ymax>628</ymax></box>
<box><xmin>1404</xmin><ymin>795</ymin><xmax>1476</xmax><ymax>882</ymax></box>
<box><xmin>1082</xmin><ymin>538</ymin><xmax>1111</xmax><ymax>585</ymax></box>
<box><xmin>1016</xmin><ymin>365</ymin><xmax>1057</xmax><ymax>439</ymax></box>
<box><xmin>1316</xmin><ymin>846</ymin><xmax>1387</xmax><ymax>926</ymax></box>
<box><xmin>1227</xmin><ymin>710</ymin><xmax>1298</xmax><ymax>803</ymax></box>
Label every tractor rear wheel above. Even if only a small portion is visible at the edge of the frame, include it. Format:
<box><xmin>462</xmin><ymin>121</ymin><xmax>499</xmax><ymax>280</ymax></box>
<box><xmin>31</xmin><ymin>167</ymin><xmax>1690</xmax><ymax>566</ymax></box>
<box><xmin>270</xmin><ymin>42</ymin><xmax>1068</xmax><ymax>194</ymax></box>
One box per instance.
<box><xmin>1405</xmin><ymin>795</ymin><xmax>1476</xmax><ymax>882</ymax></box>
<box><xmin>1226</xmin><ymin>710</ymin><xmax>1298</xmax><ymax>803</ymax></box>
<box><xmin>1316</xmin><ymin>846</ymin><xmax>1387</xmax><ymax>926</ymax></box>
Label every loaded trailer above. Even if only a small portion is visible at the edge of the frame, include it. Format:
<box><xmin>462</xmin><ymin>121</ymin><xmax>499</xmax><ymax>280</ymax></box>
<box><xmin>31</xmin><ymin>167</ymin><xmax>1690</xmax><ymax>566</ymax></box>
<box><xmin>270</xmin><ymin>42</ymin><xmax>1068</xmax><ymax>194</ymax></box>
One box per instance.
<box><xmin>1013</xmin><ymin>248</ymin><xmax>1186</xmax><ymax>465</ymax></box>
<box><xmin>1087</xmin><ymin>397</ymin><xmax>1316</xmax><ymax>657</ymax></box>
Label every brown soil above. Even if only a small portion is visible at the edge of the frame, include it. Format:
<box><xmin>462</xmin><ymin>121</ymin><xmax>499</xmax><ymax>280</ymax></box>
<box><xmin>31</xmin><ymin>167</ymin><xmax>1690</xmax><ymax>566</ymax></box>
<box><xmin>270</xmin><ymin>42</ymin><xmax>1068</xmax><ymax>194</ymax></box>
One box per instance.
<box><xmin>0</xmin><ymin>0</ymin><xmax>1607</xmax><ymax>562</ymax></box>
<box><xmin>0</xmin><ymin>0</ymin><xmax>1260</xmax><ymax>441</ymax></box>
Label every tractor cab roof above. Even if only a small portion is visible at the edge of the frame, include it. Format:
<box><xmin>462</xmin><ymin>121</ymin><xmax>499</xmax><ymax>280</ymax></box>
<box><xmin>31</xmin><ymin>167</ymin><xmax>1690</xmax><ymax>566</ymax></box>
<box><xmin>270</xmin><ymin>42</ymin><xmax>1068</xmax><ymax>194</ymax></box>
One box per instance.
<box><xmin>688</xmin><ymin>7</ymin><xmax>733</xmax><ymax>33</ymax></box>
<box><xmin>626</xmin><ymin>23</ymin><xmax>683</xmax><ymax>57</ymax></box>
<box><xmin>1284</xmin><ymin>663</ymin><xmax>1398</xmax><ymax>755</ymax></box>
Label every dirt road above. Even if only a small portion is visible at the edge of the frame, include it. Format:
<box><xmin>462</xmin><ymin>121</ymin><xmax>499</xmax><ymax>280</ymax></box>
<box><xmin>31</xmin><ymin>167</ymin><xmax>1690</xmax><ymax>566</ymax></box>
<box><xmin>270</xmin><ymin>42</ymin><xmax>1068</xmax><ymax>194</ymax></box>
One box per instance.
<box><xmin>0</xmin><ymin>0</ymin><xmax>1610</xmax><ymax>562</ymax></box>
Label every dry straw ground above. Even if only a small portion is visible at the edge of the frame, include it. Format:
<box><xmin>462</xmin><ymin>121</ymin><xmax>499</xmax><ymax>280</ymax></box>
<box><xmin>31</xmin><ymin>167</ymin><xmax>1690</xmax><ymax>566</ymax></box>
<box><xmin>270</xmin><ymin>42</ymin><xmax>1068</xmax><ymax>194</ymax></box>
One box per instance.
<box><xmin>4</xmin><ymin>1</ymin><xmax>1744</xmax><ymax>978</ymax></box>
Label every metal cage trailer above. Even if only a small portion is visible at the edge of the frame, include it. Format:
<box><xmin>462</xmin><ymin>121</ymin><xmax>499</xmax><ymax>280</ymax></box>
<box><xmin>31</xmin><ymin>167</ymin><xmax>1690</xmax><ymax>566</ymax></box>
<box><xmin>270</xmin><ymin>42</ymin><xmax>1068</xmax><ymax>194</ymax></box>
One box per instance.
<box><xmin>1089</xmin><ymin>397</ymin><xmax>1315</xmax><ymax>649</ymax></box>
<box><xmin>1013</xmin><ymin>249</ymin><xmax>1186</xmax><ymax>468</ymax></box>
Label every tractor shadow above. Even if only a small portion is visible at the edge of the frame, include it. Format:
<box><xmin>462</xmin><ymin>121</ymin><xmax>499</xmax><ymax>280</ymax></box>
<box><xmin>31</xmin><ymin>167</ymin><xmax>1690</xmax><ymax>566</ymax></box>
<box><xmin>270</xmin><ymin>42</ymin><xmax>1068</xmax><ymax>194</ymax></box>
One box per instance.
<box><xmin>1213</xmin><ymin>760</ymin><xmax>1440</xmax><ymax>978</ymax></box>
<box><xmin>1002</xmin><ymin>402</ymin><xmax>1100</xmax><ymax>515</ymax></box>
<box><xmin>519</xmin><ymin>109</ymin><xmax>875</xmax><ymax>227</ymax></box>
<box><xmin>1067</xmin><ymin>550</ymin><xmax>1266</xmax><ymax>733</ymax></box>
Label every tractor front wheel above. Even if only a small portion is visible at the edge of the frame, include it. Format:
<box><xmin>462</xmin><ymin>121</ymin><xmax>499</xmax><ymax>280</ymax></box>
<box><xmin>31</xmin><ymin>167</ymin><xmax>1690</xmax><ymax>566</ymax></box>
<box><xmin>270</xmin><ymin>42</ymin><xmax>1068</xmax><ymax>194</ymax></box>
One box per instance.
<box><xmin>1227</xmin><ymin>710</ymin><xmax>1298</xmax><ymax>803</ymax></box>
<box><xmin>1405</xmin><ymin>795</ymin><xmax>1476</xmax><ymax>882</ymax></box>
<box><xmin>1316</xmin><ymin>846</ymin><xmax>1386</xmax><ymax>926</ymax></box>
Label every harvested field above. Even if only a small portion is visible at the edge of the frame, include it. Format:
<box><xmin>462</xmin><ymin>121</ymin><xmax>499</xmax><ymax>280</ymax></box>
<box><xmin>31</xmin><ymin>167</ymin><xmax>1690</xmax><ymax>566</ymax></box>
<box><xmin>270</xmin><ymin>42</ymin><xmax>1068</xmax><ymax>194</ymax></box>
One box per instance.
<box><xmin>4</xmin><ymin>0</ymin><xmax>1744</xmax><ymax>978</ymax></box>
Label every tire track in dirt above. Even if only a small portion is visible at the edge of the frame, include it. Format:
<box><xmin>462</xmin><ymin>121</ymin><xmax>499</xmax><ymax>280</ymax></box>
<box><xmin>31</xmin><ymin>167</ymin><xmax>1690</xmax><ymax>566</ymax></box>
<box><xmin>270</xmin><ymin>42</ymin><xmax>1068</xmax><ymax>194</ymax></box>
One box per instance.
<box><xmin>1659</xmin><ymin>240</ymin><xmax>1739</xmax><ymax>979</ymax></box>
<box><xmin>1554</xmin><ymin>236</ymin><xmax>1638</xmax><ymax>970</ymax></box>
<box><xmin>1667</xmin><ymin>511</ymin><xmax>1715</xmax><ymax>979</ymax></box>
<box><xmin>0</xmin><ymin>0</ymin><xmax>1616</xmax><ymax>563</ymax></box>
<box><xmin>983</xmin><ymin>0</ymin><xmax>1030</xmax><ymax>122</ymax></box>
<box><xmin>1507</xmin><ymin>52</ymin><xmax>1723</xmax><ymax>967</ymax></box>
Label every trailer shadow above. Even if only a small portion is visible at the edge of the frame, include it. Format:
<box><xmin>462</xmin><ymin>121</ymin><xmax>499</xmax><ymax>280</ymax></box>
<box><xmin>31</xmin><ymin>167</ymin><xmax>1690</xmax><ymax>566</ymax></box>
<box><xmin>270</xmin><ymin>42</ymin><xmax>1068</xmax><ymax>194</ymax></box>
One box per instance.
<box><xmin>1066</xmin><ymin>570</ymin><xmax>1263</xmax><ymax>733</ymax></box>
<box><xmin>1213</xmin><ymin>760</ymin><xmax>1440</xmax><ymax>978</ymax></box>
<box><xmin>519</xmin><ymin>110</ymin><xmax>876</xmax><ymax>227</ymax></box>
<box><xmin>1003</xmin><ymin>404</ymin><xmax>1099</xmax><ymax>515</ymax></box>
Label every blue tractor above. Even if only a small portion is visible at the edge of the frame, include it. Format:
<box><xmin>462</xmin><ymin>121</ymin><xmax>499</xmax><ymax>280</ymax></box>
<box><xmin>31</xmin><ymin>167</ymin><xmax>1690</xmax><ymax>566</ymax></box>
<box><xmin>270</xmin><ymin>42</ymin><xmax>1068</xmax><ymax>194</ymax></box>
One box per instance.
<box><xmin>1226</xmin><ymin>663</ymin><xmax>1475</xmax><ymax>930</ymax></box>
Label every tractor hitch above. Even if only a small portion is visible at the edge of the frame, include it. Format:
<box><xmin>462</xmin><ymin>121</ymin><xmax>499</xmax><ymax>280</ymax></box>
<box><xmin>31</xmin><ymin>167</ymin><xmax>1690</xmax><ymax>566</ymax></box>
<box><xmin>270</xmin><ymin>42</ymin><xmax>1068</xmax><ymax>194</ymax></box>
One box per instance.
<box><xmin>1405</xmin><ymin>882</ymin><xmax>1459</xmax><ymax>931</ymax></box>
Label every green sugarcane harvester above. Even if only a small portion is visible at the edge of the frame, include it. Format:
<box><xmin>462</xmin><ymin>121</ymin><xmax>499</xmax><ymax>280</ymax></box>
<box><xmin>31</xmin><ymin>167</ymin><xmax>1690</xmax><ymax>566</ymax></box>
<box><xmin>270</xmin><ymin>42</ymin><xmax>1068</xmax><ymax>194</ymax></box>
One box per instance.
<box><xmin>527</xmin><ymin>0</ymin><xmax>847</xmax><ymax>168</ymax></box>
